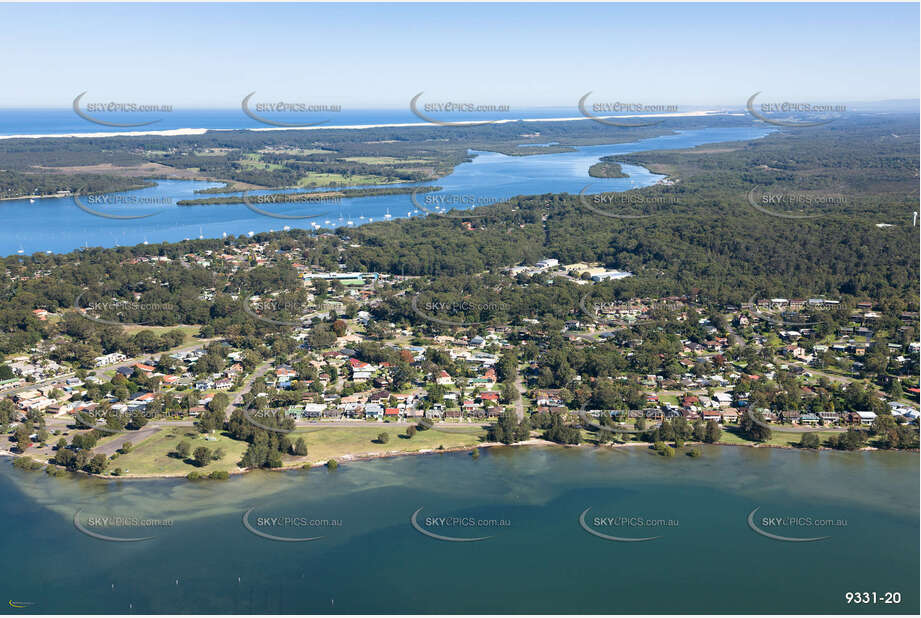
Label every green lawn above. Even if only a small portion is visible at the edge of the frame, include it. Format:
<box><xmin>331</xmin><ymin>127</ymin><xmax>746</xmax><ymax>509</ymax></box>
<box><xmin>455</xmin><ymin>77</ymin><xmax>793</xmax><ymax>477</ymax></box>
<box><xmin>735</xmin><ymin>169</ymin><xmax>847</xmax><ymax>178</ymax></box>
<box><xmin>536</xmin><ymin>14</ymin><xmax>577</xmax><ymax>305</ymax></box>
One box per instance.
<box><xmin>107</xmin><ymin>424</ymin><xmax>485</xmax><ymax>476</ymax></box>
<box><xmin>340</xmin><ymin>156</ymin><xmax>431</xmax><ymax>165</ymax></box>
<box><xmin>296</xmin><ymin>172</ymin><xmax>398</xmax><ymax>188</ymax></box>
<box><xmin>121</xmin><ymin>324</ymin><xmax>201</xmax><ymax>343</ymax></box>
<box><xmin>718</xmin><ymin>425</ymin><xmax>847</xmax><ymax>448</ymax></box>
<box><xmin>288</xmin><ymin>424</ymin><xmax>485</xmax><ymax>465</ymax></box>
<box><xmin>108</xmin><ymin>428</ymin><xmax>248</xmax><ymax>476</ymax></box>
<box><xmin>257</xmin><ymin>148</ymin><xmax>330</xmax><ymax>156</ymax></box>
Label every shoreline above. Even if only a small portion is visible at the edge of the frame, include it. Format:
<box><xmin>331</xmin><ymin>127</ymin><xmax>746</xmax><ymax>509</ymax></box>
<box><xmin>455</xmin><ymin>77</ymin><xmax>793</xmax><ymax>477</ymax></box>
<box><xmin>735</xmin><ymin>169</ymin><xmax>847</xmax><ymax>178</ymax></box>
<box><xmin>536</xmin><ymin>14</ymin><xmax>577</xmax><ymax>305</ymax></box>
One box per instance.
<box><xmin>3</xmin><ymin>436</ymin><xmax>915</xmax><ymax>482</ymax></box>
<box><xmin>0</xmin><ymin>111</ymin><xmax>729</xmax><ymax>141</ymax></box>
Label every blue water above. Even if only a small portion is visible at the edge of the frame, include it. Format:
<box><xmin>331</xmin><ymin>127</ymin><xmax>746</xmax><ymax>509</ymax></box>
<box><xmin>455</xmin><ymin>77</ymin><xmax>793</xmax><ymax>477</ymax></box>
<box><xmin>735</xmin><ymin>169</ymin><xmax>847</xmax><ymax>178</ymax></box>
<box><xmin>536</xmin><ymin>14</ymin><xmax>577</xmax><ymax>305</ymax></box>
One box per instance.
<box><xmin>0</xmin><ymin>107</ymin><xmax>588</xmax><ymax>137</ymax></box>
<box><xmin>0</xmin><ymin>127</ymin><xmax>772</xmax><ymax>256</ymax></box>
<box><xmin>1</xmin><ymin>446</ymin><xmax>917</xmax><ymax>614</ymax></box>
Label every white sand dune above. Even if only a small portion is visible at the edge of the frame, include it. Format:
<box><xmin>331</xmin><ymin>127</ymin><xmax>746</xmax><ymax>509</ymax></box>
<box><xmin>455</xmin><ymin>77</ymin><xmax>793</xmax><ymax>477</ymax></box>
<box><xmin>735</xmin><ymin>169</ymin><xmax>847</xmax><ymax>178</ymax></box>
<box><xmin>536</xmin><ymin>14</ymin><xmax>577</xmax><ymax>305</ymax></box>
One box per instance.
<box><xmin>0</xmin><ymin>110</ymin><xmax>731</xmax><ymax>140</ymax></box>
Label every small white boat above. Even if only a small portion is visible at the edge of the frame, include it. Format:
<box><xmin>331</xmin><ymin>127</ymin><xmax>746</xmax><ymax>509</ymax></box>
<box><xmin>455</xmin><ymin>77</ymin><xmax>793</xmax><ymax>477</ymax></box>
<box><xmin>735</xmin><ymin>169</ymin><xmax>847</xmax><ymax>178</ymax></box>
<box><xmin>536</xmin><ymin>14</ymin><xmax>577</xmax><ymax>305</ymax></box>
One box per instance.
<box><xmin>29</xmin><ymin>199</ymin><xmax>35</xmax><ymax>204</ymax></box>
<box><xmin>347</xmin><ymin>220</ymin><xmax>354</xmax><ymax>225</ymax></box>
<box><xmin>247</xmin><ymin>230</ymin><xmax>255</xmax><ymax>237</ymax></box>
<box><xmin>384</xmin><ymin>209</ymin><xmax>392</xmax><ymax>219</ymax></box>
<box><xmin>198</xmin><ymin>227</ymin><xmax>204</xmax><ymax>239</ymax></box>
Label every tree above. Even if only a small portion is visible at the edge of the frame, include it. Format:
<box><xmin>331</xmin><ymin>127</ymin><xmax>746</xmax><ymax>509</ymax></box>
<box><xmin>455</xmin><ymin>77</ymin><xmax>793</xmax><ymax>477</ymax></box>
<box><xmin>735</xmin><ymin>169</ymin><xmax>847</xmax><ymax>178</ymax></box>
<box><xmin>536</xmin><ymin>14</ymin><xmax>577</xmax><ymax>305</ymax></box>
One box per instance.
<box><xmin>377</xmin><ymin>432</ymin><xmax>390</xmax><ymax>444</ymax></box>
<box><xmin>871</xmin><ymin>413</ymin><xmax>897</xmax><ymax>436</ymax></box>
<box><xmin>501</xmin><ymin>381</ymin><xmax>520</xmax><ymax>403</ymax></box>
<box><xmin>887</xmin><ymin>378</ymin><xmax>903</xmax><ymax>401</ymax></box>
<box><xmin>704</xmin><ymin>420</ymin><xmax>721</xmax><ymax>443</ymax></box>
<box><xmin>693</xmin><ymin>420</ymin><xmax>706</xmax><ymax>442</ymax></box>
<box><xmin>405</xmin><ymin>425</ymin><xmax>417</xmax><ymax>439</ymax></box>
<box><xmin>14</xmin><ymin>424</ymin><xmax>32</xmax><ymax>451</ymax></box>
<box><xmin>739</xmin><ymin>409</ymin><xmax>772</xmax><ymax>442</ymax></box>
<box><xmin>488</xmin><ymin>410</ymin><xmax>531</xmax><ymax>444</ymax></box>
<box><xmin>85</xmin><ymin>453</ymin><xmax>108</xmax><ymax>474</ymax></box>
<box><xmin>129</xmin><ymin>410</ymin><xmax>149</xmax><ymax>430</ymax></box>
<box><xmin>193</xmin><ymin>446</ymin><xmax>212</xmax><ymax>467</ymax></box>
<box><xmin>198</xmin><ymin>407</ymin><xmax>225</xmax><ymax>433</ymax></box>
<box><xmin>208</xmin><ymin>392</ymin><xmax>230</xmax><ymax>416</ymax></box>
<box><xmin>120</xmin><ymin>440</ymin><xmax>133</xmax><ymax>454</ymax></box>
<box><xmin>293</xmin><ymin>437</ymin><xmax>308</xmax><ymax>456</ymax></box>
<box><xmin>825</xmin><ymin>429</ymin><xmax>868</xmax><ymax>451</ymax></box>
<box><xmin>799</xmin><ymin>432</ymin><xmax>820</xmax><ymax>449</ymax></box>
<box><xmin>0</xmin><ymin>398</ymin><xmax>16</xmax><ymax>425</ymax></box>
<box><xmin>542</xmin><ymin>414</ymin><xmax>581</xmax><ymax>445</ymax></box>
<box><xmin>176</xmin><ymin>440</ymin><xmax>192</xmax><ymax>459</ymax></box>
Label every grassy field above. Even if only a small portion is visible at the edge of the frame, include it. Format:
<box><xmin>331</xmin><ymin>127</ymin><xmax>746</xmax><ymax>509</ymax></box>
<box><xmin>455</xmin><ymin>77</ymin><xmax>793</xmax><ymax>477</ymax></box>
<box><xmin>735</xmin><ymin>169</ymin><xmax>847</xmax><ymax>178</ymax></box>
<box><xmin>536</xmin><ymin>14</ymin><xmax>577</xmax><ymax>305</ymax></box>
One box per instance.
<box><xmin>107</xmin><ymin>424</ymin><xmax>485</xmax><ymax>476</ymax></box>
<box><xmin>296</xmin><ymin>172</ymin><xmax>397</xmax><ymax>187</ymax></box>
<box><xmin>120</xmin><ymin>324</ymin><xmax>201</xmax><ymax>343</ymax></box>
<box><xmin>239</xmin><ymin>153</ymin><xmax>285</xmax><ymax>171</ymax></box>
<box><xmin>288</xmin><ymin>425</ymin><xmax>485</xmax><ymax>465</ymax></box>
<box><xmin>340</xmin><ymin>156</ymin><xmax>430</xmax><ymax>165</ymax></box>
<box><xmin>257</xmin><ymin>148</ymin><xmax>330</xmax><ymax>156</ymax></box>
<box><xmin>718</xmin><ymin>425</ymin><xmax>847</xmax><ymax>448</ymax></box>
<box><xmin>108</xmin><ymin>428</ymin><xmax>248</xmax><ymax>476</ymax></box>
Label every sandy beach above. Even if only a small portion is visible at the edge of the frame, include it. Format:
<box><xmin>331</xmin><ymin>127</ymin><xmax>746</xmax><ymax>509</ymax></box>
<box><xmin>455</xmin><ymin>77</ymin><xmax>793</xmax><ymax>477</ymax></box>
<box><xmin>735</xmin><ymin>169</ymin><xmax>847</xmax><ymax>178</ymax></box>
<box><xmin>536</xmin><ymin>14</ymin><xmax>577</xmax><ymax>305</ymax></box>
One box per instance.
<box><xmin>0</xmin><ymin>110</ymin><xmax>732</xmax><ymax>141</ymax></box>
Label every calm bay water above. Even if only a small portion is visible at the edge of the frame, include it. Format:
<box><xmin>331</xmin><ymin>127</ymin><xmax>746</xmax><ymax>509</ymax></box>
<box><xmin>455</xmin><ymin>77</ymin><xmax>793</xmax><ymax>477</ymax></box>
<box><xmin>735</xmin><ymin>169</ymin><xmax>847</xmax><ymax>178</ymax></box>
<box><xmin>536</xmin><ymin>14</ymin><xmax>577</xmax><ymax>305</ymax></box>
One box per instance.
<box><xmin>0</xmin><ymin>127</ymin><xmax>772</xmax><ymax>256</ymax></box>
<box><xmin>0</xmin><ymin>108</ymin><xmax>590</xmax><ymax>138</ymax></box>
<box><xmin>1</xmin><ymin>445</ymin><xmax>917</xmax><ymax>614</ymax></box>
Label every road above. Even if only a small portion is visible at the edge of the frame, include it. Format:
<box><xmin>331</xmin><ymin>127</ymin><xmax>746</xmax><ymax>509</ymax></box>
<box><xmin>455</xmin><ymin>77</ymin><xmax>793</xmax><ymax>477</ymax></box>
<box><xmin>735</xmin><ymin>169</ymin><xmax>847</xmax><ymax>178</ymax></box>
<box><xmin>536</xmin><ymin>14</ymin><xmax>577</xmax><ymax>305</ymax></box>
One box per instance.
<box><xmin>230</xmin><ymin>361</ymin><xmax>273</xmax><ymax>412</ymax></box>
<box><xmin>512</xmin><ymin>369</ymin><xmax>526</xmax><ymax>421</ymax></box>
<box><xmin>94</xmin><ymin>425</ymin><xmax>161</xmax><ymax>456</ymax></box>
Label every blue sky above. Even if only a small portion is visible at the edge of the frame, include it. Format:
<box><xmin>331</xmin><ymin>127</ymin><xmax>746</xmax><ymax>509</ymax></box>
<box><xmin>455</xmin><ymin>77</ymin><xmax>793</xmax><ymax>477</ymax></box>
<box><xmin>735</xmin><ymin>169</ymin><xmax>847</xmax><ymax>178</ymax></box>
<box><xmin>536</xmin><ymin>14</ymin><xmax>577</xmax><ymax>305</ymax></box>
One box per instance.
<box><xmin>0</xmin><ymin>2</ymin><xmax>917</xmax><ymax>108</ymax></box>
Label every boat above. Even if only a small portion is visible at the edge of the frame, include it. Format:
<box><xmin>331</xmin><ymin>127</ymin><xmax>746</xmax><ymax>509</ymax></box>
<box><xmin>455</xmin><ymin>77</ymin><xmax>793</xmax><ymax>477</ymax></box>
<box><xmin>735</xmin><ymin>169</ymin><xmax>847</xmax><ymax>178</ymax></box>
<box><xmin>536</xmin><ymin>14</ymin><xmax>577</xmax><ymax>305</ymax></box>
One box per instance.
<box><xmin>384</xmin><ymin>209</ymin><xmax>392</xmax><ymax>219</ymax></box>
<box><xmin>283</xmin><ymin>225</ymin><xmax>291</xmax><ymax>231</ymax></box>
<box><xmin>29</xmin><ymin>199</ymin><xmax>35</xmax><ymax>204</ymax></box>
